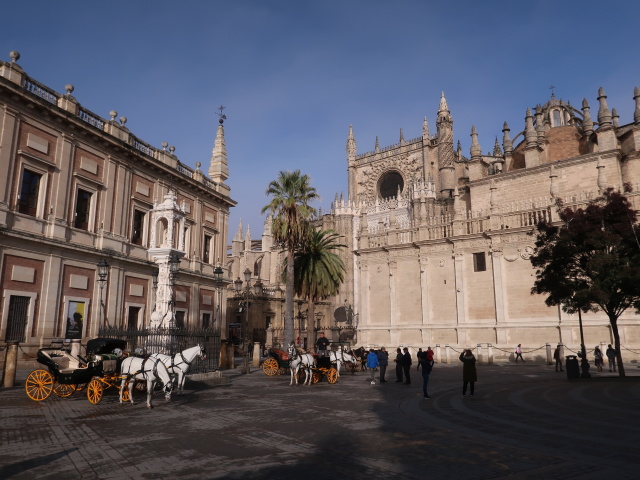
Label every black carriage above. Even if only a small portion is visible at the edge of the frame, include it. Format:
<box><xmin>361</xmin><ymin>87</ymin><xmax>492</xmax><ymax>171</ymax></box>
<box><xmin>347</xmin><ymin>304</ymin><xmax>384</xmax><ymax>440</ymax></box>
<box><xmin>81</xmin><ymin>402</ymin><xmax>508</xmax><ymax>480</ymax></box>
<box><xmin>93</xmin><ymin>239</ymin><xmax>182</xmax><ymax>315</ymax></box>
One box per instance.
<box><xmin>311</xmin><ymin>355</ymin><xmax>339</xmax><ymax>384</ymax></box>
<box><xmin>25</xmin><ymin>338</ymin><xmax>129</xmax><ymax>404</ymax></box>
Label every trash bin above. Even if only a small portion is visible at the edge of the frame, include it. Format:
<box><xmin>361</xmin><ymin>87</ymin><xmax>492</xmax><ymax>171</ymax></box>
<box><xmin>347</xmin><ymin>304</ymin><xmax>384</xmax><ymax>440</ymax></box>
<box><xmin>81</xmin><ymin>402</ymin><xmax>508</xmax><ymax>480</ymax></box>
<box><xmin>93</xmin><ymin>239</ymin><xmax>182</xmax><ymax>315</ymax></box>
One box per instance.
<box><xmin>565</xmin><ymin>355</ymin><xmax>580</xmax><ymax>379</ymax></box>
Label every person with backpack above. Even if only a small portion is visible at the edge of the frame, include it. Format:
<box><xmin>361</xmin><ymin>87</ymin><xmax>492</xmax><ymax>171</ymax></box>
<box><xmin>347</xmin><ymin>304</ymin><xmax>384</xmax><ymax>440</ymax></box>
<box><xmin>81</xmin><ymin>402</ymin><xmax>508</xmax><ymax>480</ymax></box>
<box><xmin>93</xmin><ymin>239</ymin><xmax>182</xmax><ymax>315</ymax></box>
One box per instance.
<box><xmin>366</xmin><ymin>349</ymin><xmax>379</xmax><ymax>384</ymax></box>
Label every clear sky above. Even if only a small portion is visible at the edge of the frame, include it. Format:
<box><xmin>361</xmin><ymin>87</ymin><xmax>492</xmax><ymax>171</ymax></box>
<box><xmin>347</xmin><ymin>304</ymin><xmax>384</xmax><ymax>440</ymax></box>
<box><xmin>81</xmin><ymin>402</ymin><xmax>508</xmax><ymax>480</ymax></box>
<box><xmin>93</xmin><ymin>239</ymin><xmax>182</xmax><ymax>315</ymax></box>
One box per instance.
<box><xmin>3</xmin><ymin>1</ymin><xmax>640</xmax><ymax>244</ymax></box>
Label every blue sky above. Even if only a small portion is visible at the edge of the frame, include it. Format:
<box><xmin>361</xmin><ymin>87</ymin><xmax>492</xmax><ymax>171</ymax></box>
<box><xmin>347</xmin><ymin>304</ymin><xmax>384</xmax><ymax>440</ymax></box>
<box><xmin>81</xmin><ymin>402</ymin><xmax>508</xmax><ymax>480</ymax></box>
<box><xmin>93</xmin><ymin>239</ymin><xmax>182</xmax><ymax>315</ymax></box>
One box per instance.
<box><xmin>3</xmin><ymin>1</ymin><xmax>640</xmax><ymax>243</ymax></box>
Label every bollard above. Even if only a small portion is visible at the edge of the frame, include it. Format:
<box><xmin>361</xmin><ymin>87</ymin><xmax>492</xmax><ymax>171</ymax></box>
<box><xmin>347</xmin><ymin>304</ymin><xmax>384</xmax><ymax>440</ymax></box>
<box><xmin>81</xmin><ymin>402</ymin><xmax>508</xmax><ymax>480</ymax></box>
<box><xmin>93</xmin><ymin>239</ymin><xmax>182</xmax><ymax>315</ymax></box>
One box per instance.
<box><xmin>3</xmin><ymin>342</ymin><xmax>19</xmax><ymax>388</ymax></box>
<box><xmin>252</xmin><ymin>342</ymin><xmax>261</xmax><ymax>367</ymax></box>
<box><xmin>476</xmin><ymin>344</ymin><xmax>482</xmax><ymax>364</ymax></box>
<box><xmin>435</xmin><ymin>344</ymin><xmax>441</xmax><ymax>364</ymax></box>
<box><xmin>545</xmin><ymin>343</ymin><xmax>552</xmax><ymax>365</ymax></box>
<box><xmin>445</xmin><ymin>344</ymin><xmax>451</xmax><ymax>364</ymax></box>
<box><xmin>488</xmin><ymin>343</ymin><xmax>494</xmax><ymax>364</ymax></box>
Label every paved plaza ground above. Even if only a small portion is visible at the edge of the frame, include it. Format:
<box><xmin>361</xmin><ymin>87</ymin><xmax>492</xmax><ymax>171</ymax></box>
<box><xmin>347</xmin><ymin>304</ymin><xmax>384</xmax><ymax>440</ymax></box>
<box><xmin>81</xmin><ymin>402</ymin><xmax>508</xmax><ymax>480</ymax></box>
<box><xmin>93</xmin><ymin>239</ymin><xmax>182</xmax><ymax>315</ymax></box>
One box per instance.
<box><xmin>1</xmin><ymin>360</ymin><xmax>639</xmax><ymax>479</ymax></box>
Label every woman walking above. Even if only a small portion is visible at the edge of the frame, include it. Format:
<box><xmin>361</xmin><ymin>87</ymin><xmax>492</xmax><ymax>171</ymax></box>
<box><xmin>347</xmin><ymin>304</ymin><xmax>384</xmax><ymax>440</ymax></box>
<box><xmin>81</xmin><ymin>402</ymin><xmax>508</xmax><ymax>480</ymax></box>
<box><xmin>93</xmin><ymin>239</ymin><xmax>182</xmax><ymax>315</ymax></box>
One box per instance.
<box><xmin>459</xmin><ymin>349</ymin><xmax>477</xmax><ymax>397</ymax></box>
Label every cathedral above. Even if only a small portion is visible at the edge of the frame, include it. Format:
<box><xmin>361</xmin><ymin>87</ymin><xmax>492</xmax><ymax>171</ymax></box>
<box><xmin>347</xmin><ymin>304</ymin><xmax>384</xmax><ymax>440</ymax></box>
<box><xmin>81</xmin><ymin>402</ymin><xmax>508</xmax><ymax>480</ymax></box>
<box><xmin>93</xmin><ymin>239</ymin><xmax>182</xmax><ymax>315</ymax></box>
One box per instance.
<box><xmin>230</xmin><ymin>87</ymin><xmax>640</xmax><ymax>361</ymax></box>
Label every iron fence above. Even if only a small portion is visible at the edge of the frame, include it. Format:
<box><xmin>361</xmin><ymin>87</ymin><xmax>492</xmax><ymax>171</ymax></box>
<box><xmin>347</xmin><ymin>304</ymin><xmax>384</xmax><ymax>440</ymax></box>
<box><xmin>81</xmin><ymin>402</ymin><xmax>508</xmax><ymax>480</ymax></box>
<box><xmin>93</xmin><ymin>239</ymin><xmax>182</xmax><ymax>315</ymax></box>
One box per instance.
<box><xmin>98</xmin><ymin>326</ymin><xmax>221</xmax><ymax>373</ymax></box>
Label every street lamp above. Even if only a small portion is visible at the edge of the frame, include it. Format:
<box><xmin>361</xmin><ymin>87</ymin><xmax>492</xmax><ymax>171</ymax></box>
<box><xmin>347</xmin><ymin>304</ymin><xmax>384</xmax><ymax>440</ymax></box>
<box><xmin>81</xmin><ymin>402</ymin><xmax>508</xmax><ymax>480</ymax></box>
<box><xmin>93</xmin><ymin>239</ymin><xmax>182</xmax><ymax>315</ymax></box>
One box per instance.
<box><xmin>97</xmin><ymin>259</ymin><xmax>109</xmax><ymax>328</ymax></box>
<box><xmin>213</xmin><ymin>265</ymin><xmax>224</xmax><ymax>328</ymax></box>
<box><xmin>233</xmin><ymin>268</ymin><xmax>263</xmax><ymax>374</ymax></box>
<box><xmin>577</xmin><ymin>309</ymin><xmax>591</xmax><ymax>378</ymax></box>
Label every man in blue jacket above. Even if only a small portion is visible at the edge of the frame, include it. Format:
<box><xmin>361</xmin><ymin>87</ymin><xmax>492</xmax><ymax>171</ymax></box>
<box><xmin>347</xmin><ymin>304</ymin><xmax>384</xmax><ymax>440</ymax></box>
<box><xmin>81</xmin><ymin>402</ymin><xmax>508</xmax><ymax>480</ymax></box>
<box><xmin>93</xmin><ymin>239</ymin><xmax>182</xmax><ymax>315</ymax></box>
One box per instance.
<box><xmin>366</xmin><ymin>349</ymin><xmax>379</xmax><ymax>384</ymax></box>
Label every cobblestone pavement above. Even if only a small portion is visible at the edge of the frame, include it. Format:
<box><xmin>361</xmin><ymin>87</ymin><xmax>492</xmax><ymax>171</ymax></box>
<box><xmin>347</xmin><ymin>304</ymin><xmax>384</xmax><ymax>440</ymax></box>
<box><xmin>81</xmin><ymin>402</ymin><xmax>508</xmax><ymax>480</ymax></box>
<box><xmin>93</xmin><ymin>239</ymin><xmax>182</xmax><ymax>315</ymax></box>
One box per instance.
<box><xmin>1</xmin><ymin>362</ymin><xmax>639</xmax><ymax>479</ymax></box>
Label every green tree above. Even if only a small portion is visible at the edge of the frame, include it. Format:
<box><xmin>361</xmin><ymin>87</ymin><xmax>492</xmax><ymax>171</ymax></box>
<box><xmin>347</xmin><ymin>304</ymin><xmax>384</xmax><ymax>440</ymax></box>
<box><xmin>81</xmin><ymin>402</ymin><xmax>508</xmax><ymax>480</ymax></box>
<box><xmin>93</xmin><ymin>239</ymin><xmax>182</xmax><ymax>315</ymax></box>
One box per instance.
<box><xmin>530</xmin><ymin>188</ymin><xmax>640</xmax><ymax>377</ymax></box>
<box><xmin>261</xmin><ymin>170</ymin><xmax>319</xmax><ymax>347</ymax></box>
<box><xmin>291</xmin><ymin>228</ymin><xmax>346</xmax><ymax>350</ymax></box>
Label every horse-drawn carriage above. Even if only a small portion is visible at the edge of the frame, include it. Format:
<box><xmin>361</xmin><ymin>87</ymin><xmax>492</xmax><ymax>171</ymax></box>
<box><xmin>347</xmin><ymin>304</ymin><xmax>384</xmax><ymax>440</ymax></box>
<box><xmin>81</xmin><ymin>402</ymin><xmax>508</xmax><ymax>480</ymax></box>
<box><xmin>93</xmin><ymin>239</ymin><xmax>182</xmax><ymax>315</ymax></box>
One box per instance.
<box><xmin>24</xmin><ymin>337</ymin><xmax>199</xmax><ymax>407</ymax></box>
<box><xmin>262</xmin><ymin>345</ymin><xmax>339</xmax><ymax>384</ymax></box>
<box><xmin>25</xmin><ymin>337</ymin><xmax>130</xmax><ymax>403</ymax></box>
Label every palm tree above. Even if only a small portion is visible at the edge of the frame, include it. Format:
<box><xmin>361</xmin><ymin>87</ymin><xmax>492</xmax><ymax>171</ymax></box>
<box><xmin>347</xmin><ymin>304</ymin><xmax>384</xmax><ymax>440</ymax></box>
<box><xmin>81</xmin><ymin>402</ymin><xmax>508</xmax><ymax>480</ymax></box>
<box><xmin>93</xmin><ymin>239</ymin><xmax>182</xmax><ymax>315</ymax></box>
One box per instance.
<box><xmin>261</xmin><ymin>170</ymin><xmax>318</xmax><ymax>347</ymax></box>
<box><xmin>292</xmin><ymin>228</ymin><xmax>346</xmax><ymax>350</ymax></box>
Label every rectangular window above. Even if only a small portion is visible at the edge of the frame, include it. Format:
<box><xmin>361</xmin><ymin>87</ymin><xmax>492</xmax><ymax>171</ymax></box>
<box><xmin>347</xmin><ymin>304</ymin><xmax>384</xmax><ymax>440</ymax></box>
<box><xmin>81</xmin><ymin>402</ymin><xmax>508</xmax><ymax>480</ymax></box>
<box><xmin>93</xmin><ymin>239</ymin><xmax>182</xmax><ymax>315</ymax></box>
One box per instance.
<box><xmin>5</xmin><ymin>295</ymin><xmax>30</xmax><ymax>342</ymax></box>
<box><xmin>203</xmin><ymin>234</ymin><xmax>212</xmax><ymax>263</ymax></box>
<box><xmin>127</xmin><ymin>306</ymin><xmax>141</xmax><ymax>330</ymax></box>
<box><xmin>202</xmin><ymin>312</ymin><xmax>211</xmax><ymax>329</ymax></box>
<box><xmin>175</xmin><ymin>310</ymin><xmax>186</xmax><ymax>329</ymax></box>
<box><xmin>74</xmin><ymin>189</ymin><xmax>92</xmax><ymax>230</ymax></box>
<box><xmin>18</xmin><ymin>169</ymin><xmax>41</xmax><ymax>216</ymax></box>
<box><xmin>131</xmin><ymin>210</ymin><xmax>145</xmax><ymax>245</ymax></box>
<box><xmin>473</xmin><ymin>252</ymin><xmax>487</xmax><ymax>272</ymax></box>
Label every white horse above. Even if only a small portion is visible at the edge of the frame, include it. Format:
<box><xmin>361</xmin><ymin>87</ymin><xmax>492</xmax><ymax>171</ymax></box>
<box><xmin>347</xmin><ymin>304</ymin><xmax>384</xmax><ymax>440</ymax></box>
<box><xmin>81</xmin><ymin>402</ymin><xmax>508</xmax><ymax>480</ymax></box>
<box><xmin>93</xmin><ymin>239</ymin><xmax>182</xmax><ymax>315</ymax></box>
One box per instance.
<box><xmin>150</xmin><ymin>344</ymin><xmax>206</xmax><ymax>394</ymax></box>
<box><xmin>330</xmin><ymin>348</ymin><xmax>358</xmax><ymax>377</ymax></box>
<box><xmin>119</xmin><ymin>356</ymin><xmax>173</xmax><ymax>408</ymax></box>
<box><xmin>288</xmin><ymin>343</ymin><xmax>315</xmax><ymax>386</ymax></box>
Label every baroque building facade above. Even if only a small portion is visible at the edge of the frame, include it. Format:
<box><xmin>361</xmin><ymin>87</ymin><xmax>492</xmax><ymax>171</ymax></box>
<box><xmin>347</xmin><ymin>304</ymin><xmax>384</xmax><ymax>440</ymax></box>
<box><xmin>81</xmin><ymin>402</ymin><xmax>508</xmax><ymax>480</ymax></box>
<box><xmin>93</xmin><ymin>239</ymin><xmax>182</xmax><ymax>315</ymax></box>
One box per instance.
<box><xmin>0</xmin><ymin>52</ymin><xmax>235</xmax><ymax>369</ymax></box>
<box><xmin>231</xmin><ymin>86</ymin><xmax>640</xmax><ymax>361</ymax></box>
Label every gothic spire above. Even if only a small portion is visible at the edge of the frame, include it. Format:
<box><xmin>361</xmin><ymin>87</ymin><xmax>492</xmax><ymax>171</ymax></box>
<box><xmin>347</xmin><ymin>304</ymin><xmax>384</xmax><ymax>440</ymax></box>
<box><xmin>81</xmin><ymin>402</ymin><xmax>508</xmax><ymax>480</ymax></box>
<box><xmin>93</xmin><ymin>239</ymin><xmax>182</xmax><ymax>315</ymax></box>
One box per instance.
<box><xmin>209</xmin><ymin>121</ymin><xmax>229</xmax><ymax>187</ymax></box>
<box><xmin>470</xmin><ymin>125</ymin><xmax>481</xmax><ymax>158</ymax></box>
<box><xmin>597</xmin><ymin>87</ymin><xmax>612</xmax><ymax>127</ymax></box>
<box><xmin>634</xmin><ymin>86</ymin><xmax>640</xmax><ymax>125</ymax></box>
<box><xmin>525</xmin><ymin>108</ymin><xmax>537</xmax><ymax>147</ymax></box>
<box><xmin>502</xmin><ymin>122</ymin><xmax>513</xmax><ymax>154</ymax></box>
<box><xmin>582</xmin><ymin>99</ymin><xmax>594</xmax><ymax>136</ymax></box>
<box><xmin>422</xmin><ymin>116</ymin><xmax>430</xmax><ymax>139</ymax></box>
<box><xmin>346</xmin><ymin>124</ymin><xmax>357</xmax><ymax>160</ymax></box>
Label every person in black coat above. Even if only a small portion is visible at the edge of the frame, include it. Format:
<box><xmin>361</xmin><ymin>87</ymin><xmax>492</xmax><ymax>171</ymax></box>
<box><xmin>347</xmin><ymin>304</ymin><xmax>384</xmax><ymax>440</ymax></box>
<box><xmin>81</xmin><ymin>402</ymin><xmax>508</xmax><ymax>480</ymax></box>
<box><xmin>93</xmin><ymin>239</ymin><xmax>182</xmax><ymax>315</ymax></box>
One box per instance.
<box><xmin>394</xmin><ymin>347</ymin><xmax>403</xmax><ymax>382</ymax></box>
<box><xmin>377</xmin><ymin>347</ymin><xmax>389</xmax><ymax>382</ymax></box>
<box><xmin>402</xmin><ymin>347</ymin><xmax>412</xmax><ymax>384</ymax></box>
<box><xmin>459</xmin><ymin>349</ymin><xmax>477</xmax><ymax>397</ymax></box>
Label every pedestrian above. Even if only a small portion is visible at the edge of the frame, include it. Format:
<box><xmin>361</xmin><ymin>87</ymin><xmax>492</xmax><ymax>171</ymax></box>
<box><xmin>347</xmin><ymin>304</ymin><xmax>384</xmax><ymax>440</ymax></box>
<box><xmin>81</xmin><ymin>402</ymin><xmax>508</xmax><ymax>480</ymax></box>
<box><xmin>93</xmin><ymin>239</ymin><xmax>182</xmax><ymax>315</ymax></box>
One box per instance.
<box><xmin>459</xmin><ymin>349</ymin><xmax>477</xmax><ymax>397</ymax></box>
<box><xmin>402</xmin><ymin>347</ymin><xmax>412</xmax><ymax>384</ymax></box>
<box><xmin>553</xmin><ymin>344</ymin><xmax>564</xmax><ymax>372</ymax></box>
<box><xmin>394</xmin><ymin>347</ymin><xmax>404</xmax><ymax>382</ymax></box>
<box><xmin>426</xmin><ymin>346</ymin><xmax>434</xmax><ymax>364</ymax></box>
<box><xmin>515</xmin><ymin>344</ymin><xmax>525</xmax><ymax>363</ymax></box>
<box><xmin>416</xmin><ymin>348</ymin><xmax>423</xmax><ymax>370</ymax></box>
<box><xmin>606</xmin><ymin>344</ymin><xmax>617</xmax><ymax>372</ymax></box>
<box><xmin>421</xmin><ymin>356</ymin><xmax>434</xmax><ymax>399</ymax></box>
<box><xmin>366</xmin><ymin>349</ymin><xmax>379</xmax><ymax>383</ymax></box>
<box><xmin>377</xmin><ymin>347</ymin><xmax>389</xmax><ymax>382</ymax></box>
<box><xmin>594</xmin><ymin>346</ymin><xmax>604</xmax><ymax>372</ymax></box>
<box><xmin>315</xmin><ymin>332</ymin><xmax>330</xmax><ymax>357</ymax></box>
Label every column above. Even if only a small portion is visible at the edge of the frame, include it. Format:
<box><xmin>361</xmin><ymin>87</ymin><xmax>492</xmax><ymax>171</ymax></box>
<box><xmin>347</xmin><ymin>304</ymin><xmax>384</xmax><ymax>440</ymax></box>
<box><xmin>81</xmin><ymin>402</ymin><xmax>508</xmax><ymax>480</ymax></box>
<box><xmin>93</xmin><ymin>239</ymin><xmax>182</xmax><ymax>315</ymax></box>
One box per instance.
<box><xmin>453</xmin><ymin>252</ymin><xmax>466</xmax><ymax>324</ymax></box>
<box><xmin>490</xmin><ymin>247</ymin><xmax>507</xmax><ymax>324</ymax></box>
<box><xmin>388</xmin><ymin>259</ymin><xmax>398</xmax><ymax>328</ymax></box>
<box><xmin>419</xmin><ymin>255</ymin><xmax>430</xmax><ymax>325</ymax></box>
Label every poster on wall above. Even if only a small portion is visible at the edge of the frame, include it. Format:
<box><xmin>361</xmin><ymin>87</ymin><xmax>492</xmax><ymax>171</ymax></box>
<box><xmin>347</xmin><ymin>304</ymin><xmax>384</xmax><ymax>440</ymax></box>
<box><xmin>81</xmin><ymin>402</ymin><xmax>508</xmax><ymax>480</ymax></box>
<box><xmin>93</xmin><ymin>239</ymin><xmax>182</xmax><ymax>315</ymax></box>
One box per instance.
<box><xmin>65</xmin><ymin>301</ymin><xmax>85</xmax><ymax>340</ymax></box>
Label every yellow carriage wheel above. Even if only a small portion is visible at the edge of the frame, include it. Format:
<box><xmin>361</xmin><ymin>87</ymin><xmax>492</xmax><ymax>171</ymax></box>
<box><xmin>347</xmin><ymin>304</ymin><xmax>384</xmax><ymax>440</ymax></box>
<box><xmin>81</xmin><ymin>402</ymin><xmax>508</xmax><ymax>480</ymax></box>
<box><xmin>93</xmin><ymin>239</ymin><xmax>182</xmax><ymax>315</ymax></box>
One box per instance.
<box><xmin>262</xmin><ymin>358</ymin><xmax>279</xmax><ymax>376</ymax></box>
<box><xmin>53</xmin><ymin>383</ymin><xmax>76</xmax><ymax>398</ymax></box>
<box><xmin>312</xmin><ymin>371</ymin><xmax>321</xmax><ymax>384</ymax></box>
<box><xmin>121</xmin><ymin>379</ymin><xmax>131</xmax><ymax>402</ymax></box>
<box><xmin>87</xmin><ymin>379</ymin><xmax>103</xmax><ymax>404</ymax></box>
<box><xmin>327</xmin><ymin>368</ymin><xmax>338</xmax><ymax>384</ymax></box>
<box><xmin>25</xmin><ymin>369</ymin><xmax>54</xmax><ymax>401</ymax></box>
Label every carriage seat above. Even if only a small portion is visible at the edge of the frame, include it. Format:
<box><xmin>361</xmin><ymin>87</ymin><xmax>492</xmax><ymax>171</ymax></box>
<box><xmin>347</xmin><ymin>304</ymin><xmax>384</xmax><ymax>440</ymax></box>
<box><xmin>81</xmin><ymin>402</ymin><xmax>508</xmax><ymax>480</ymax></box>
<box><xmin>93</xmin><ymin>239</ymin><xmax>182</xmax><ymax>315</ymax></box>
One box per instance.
<box><xmin>42</xmin><ymin>350</ymin><xmax>81</xmax><ymax>371</ymax></box>
<box><xmin>271</xmin><ymin>348</ymin><xmax>289</xmax><ymax>361</ymax></box>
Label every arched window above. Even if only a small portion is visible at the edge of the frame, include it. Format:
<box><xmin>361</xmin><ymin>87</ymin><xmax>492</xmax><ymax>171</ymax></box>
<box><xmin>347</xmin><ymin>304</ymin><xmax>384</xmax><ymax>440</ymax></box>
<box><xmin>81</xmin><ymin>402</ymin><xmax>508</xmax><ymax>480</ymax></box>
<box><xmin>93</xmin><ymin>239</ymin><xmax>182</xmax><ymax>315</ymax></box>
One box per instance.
<box><xmin>378</xmin><ymin>170</ymin><xmax>404</xmax><ymax>199</ymax></box>
<box><xmin>552</xmin><ymin>109</ymin><xmax>563</xmax><ymax>127</ymax></box>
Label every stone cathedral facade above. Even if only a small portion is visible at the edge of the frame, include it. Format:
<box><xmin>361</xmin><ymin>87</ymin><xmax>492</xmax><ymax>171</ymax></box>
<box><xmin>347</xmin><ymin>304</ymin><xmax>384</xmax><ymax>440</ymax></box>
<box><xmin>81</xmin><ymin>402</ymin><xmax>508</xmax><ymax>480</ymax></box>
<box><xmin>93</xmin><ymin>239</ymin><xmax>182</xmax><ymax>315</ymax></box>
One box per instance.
<box><xmin>311</xmin><ymin>88</ymin><xmax>640</xmax><ymax>358</ymax></box>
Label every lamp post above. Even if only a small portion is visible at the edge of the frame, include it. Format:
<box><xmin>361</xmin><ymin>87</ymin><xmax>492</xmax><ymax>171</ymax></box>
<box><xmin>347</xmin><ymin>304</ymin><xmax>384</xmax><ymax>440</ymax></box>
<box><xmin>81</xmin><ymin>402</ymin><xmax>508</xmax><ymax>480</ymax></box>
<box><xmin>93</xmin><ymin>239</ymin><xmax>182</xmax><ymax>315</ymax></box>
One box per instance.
<box><xmin>234</xmin><ymin>268</ymin><xmax>263</xmax><ymax>374</ymax></box>
<box><xmin>97</xmin><ymin>259</ymin><xmax>109</xmax><ymax>328</ymax></box>
<box><xmin>213</xmin><ymin>265</ymin><xmax>224</xmax><ymax>328</ymax></box>
<box><xmin>577</xmin><ymin>309</ymin><xmax>591</xmax><ymax>378</ymax></box>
